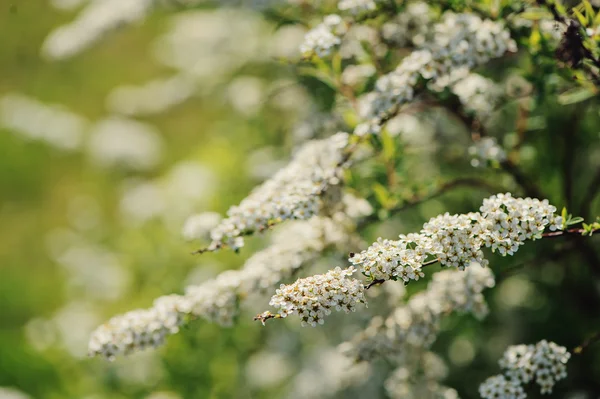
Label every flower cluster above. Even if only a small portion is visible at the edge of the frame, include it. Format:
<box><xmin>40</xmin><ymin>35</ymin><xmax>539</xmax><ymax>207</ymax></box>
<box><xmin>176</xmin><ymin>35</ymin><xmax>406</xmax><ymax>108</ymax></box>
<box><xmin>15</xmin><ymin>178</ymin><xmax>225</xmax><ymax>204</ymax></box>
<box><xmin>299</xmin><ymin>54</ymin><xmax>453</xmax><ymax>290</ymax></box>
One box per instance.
<box><xmin>479</xmin><ymin>375</ymin><xmax>526</xmax><ymax>399</ymax></box>
<box><xmin>300</xmin><ymin>15</ymin><xmax>347</xmax><ymax>58</ymax></box>
<box><xmin>206</xmin><ymin>132</ymin><xmax>351</xmax><ymax>251</ymax></box>
<box><xmin>88</xmin><ymin>295</ymin><xmax>190</xmax><ymax>360</ymax></box>
<box><xmin>452</xmin><ymin>73</ymin><xmax>502</xmax><ymax>120</ymax></box>
<box><xmin>355</xmin><ymin>12</ymin><xmax>516</xmax><ymax>135</ymax></box>
<box><xmin>349</xmin><ymin>235</ymin><xmax>431</xmax><ymax>283</ymax></box>
<box><xmin>381</xmin><ymin>2</ymin><xmax>433</xmax><ymax>47</ymax></box>
<box><xmin>469</xmin><ymin>137</ymin><xmax>507</xmax><ymax>167</ymax></box>
<box><xmin>341</xmin><ymin>265</ymin><xmax>495</xmax><ymax>361</ymax></box>
<box><xmin>479</xmin><ymin>340</ymin><xmax>571</xmax><ymax>397</ymax></box>
<box><xmin>480</xmin><ymin>193</ymin><xmax>563</xmax><ymax>256</ymax></box>
<box><xmin>350</xmin><ymin>194</ymin><xmax>562</xmax><ymax>285</ymax></box>
<box><xmin>257</xmin><ymin>266</ymin><xmax>366</xmax><ymax>326</ymax></box>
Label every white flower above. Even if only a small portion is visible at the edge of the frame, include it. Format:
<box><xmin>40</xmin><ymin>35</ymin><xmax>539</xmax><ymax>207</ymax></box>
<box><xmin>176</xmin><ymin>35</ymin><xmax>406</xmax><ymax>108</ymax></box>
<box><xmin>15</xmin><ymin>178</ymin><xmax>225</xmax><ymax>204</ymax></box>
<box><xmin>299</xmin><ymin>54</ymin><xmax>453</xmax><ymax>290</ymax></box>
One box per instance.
<box><xmin>42</xmin><ymin>0</ymin><xmax>154</xmax><ymax>60</ymax></box>
<box><xmin>87</xmin><ymin>117</ymin><xmax>164</xmax><ymax>171</ymax></box>
<box><xmin>0</xmin><ymin>93</ymin><xmax>87</xmax><ymax>151</ymax></box>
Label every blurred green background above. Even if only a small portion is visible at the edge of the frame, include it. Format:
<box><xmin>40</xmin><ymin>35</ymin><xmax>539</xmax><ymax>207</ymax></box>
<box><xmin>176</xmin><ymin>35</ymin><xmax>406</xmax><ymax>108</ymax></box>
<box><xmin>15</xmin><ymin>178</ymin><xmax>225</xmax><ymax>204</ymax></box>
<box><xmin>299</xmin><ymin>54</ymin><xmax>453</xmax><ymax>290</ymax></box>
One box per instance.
<box><xmin>1</xmin><ymin>1</ymin><xmax>600</xmax><ymax>398</ymax></box>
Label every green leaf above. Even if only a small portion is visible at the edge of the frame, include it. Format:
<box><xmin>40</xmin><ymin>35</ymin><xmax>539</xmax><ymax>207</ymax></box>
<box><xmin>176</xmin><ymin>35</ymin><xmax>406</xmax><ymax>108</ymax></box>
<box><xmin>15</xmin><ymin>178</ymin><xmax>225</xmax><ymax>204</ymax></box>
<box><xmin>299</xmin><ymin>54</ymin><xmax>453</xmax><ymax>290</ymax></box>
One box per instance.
<box><xmin>373</xmin><ymin>183</ymin><xmax>391</xmax><ymax>208</ymax></box>
<box><xmin>583</xmin><ymin>0</ymin><xmax>595</xmax><ymax>25</ymax></box>
<box><xmin>519</xmin><ymin>8</ymin><xmax>553</xmax><ymax>20</ymax></box>
<box><xmin>558</xmin><ymin>87</ymin><xmax>597</xmax><ymax>104</ymax></box>
<box><xmin>381</xmin><ymin>130</ymin><xmax>396</xmax><ymax>162</ymax></box>
<box><xmin>567</xmin><ymin>216</ymin><xmax>584</xmax><ymax>225</ymax></box>
<box><xmin>573</xmin><ymin>8</ymin><xmax>588</xmax><ymax>27</ymax></box>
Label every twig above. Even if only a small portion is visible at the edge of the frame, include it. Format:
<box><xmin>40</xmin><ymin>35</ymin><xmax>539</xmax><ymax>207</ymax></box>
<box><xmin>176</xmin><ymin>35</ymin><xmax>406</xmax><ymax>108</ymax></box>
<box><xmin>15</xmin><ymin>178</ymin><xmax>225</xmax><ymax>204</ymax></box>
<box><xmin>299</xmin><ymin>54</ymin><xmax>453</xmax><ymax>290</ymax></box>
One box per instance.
<box><xmin>573</xmin><ymin>330</ymin><xmax>600</xmax><ymax>354</ymax></box>
<box><xmin>359</xmin><ymin>177</ymin><xmax>506</xmax><ymax>228</ymax></box>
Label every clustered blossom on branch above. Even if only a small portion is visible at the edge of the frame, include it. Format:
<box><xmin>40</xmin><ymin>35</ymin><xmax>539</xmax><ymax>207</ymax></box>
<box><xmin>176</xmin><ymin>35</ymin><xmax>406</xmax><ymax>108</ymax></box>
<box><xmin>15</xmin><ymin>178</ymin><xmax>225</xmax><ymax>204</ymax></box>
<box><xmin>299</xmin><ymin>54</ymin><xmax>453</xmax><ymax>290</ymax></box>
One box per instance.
<box><xmin>205</xmin><ymin>132</ymin><xmax>352</xmax><ymax>252</ymax></box>
<box><xmin>350</xmin><ymin>193</ymin><xmax>562</xmax><ymax>285</ymax></box>
<box><xmin>479</xmin><ymin>340</ymin><xmax>571</xmax><ymax>398</ymax></box>
<box><xmin>355</xmin><ymin>12</ymin><xmax>517</xmax><ymax>135</ymax></box>
<box><xmin>340</xmin><ymin>265</ymin><xmax>495</xmax><ymax>362</ymax></box>
<box><xmin>300</xmin><ymin>15</ymin><xmax>348</xmax><ymax>58</ymax></box>
<box><xmin>89</xmin><ymin>198</ymin><xmax>369</xmax><ymax>359</ymax></box>
<box><xmin>256</xmin><ymin>266</ymin><xmax>366</xmax><ymax>326</ymax></box>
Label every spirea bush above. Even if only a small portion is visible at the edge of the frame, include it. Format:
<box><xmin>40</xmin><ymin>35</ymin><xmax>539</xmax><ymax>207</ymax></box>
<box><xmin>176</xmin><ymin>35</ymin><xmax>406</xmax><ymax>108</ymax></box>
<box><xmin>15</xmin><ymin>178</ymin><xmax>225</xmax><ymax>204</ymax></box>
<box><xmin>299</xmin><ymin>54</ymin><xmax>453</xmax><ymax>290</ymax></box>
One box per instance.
<box><xmin>3</xmin><ymin>0</ymin><xmax>600</xmax><ymax>398</ymax></box>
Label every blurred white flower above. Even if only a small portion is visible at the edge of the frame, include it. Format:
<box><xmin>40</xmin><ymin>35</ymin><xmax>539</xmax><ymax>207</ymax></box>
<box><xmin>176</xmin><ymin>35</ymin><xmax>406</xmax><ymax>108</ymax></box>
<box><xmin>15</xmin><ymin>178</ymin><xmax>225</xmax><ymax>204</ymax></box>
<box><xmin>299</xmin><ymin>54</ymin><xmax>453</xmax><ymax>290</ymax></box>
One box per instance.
<box><xmin>245</xmin><ymin>351</ymin><xmax>293</xmax><ymax>388</ymax></box>
<box><xmin>268</xmin><ymin>25</ymin><xmax>306</xmax><ymax>59</ymax></box>
<box><xmin>119</xmin><ymin>181</ymin><xmax>167</xmax><ymax>224</ymax></box>
<box><xmin>469</xmin><ymin>137</ymin><xmax>507</xmax><ymax>167</ymax></box>
<box><xmin>226</xmin><ymin>77</ymin><xmax>264</xmax><ymax>117</ymax></box>
<box><xmin>42</xmin><ymin>0</ymin><xmax>154</xmax><ymax>60</ymax></box>
<box><xmin>0</xmin><ymin>387</ymin><xmax>31</xmax><ymax>399</ymax></box>
<box><xmin>52</xmin><ymin>302</ymin><xmax>101</xmax><ymax>358</ymax></box>
<box><xmin>0</xmin><ymin>93</ymin><xmax>87</xmax><ymax>151</ymax></box>
<box><xmin>181</xmin><ymin>212</ymin><xmax>222</xmax><ymax>241</ymax></box>
<box><xmin>87</xmin><ymin>116</ymin><xmax>164</xmax><ymax>171</ymax></box>
<box><xmin>106</xmin><ymin>75</ymin><xmax>197</xmax><ymax>116</ymax></box>
<box><xmin>153</xmin><ymin>10</ymin><xmax>268</xmax><ymax>81</ymax></box>
<box><xmin>55</xmin><ymin>243</ymin><xmax>131</xmax><ymax>301</ymax></box>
